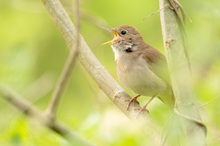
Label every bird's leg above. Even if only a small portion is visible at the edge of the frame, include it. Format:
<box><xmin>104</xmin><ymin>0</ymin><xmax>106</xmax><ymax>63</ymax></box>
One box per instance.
<box><xmin>137</xmin><ymin>95</ymin><xmax>157</xmax><ymax>116</ymax></box>
<box><xmin>126</xmin><ymin>94</ymin><xmax>141</xmax><ymax>110</ymax></box>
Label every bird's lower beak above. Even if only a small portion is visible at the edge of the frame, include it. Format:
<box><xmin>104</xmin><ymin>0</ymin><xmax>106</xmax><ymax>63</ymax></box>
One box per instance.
<box><xmin>102</xmin><ymin>28</ymin><xmax>118</xmax><ymax>45</ymax></box>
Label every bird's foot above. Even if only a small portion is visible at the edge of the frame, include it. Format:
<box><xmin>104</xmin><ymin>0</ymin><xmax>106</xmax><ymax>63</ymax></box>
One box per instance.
<box><xmin>125</xmin><ymin>94</ymin><xmax>141</xmax><ymax>110</ymax></box>
<box><xmin>136</xmin><ymin>95</ymin><xmax>156</xmax><ymax>117</ymax></box>
<box><xmin>136</xmin><ymin>105</ymin><xmax>149</xmax><ymax>118</ymax></box>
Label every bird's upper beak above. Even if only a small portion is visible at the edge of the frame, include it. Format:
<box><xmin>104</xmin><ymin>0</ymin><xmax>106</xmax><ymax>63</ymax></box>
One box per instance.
<box><xmin>102</xmin><ymin>27</ymin><xmax>118</xmax><ymax>45</ymax></box>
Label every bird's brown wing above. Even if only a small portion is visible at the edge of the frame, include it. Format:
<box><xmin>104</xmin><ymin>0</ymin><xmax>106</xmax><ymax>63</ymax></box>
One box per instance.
<box><xmin>140</xmin><ymin>43</ymin><xmax>174</xmax><ymax>108</ymax></box>
<box><xmin>140</xmin><ymin>43</ymin><xmax>171</xmax><ymax>85</ymax></box>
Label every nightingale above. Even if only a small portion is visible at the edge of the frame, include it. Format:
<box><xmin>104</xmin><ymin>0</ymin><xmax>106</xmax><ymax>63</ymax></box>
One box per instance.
<box><xmin>103</xmin><ymin>25</ymin><xmax>174</xmax><ymax>111</ymax></box>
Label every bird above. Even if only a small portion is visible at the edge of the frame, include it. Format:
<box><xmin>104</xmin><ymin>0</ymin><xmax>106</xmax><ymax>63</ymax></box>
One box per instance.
<box><xmin>103</xmin><ymin>25</ymin><xmax>174</xmax><ymax>111</ymax></box>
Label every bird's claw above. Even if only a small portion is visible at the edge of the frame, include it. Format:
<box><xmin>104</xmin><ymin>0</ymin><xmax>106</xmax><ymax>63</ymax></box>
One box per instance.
<box><xmin>136</xmin><ymin>106</ymin><xmax>149</xmax><ymax>118</ymax></box>
<box><xmin>125</xmin><ymin>95</ymin><xmax>141</xmax><ymax>110</ymax></box>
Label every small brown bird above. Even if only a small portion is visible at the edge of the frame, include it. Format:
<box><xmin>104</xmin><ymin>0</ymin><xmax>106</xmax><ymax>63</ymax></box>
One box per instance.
<box><xmin>104</xmin><ymin>25</ymin><xmax>174</xmax><ymax>111</ymax></box>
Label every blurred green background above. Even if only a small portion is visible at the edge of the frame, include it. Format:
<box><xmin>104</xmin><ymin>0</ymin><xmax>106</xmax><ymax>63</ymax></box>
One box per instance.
<box><xmin>0</xmin><ymin>0</ymin><xmax>220</xmax><ymax>145</ymax></box>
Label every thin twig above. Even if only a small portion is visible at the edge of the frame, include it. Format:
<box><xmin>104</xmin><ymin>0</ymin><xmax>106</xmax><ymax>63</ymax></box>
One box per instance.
<box><xmin>173</xmin><ymin>0</ymin><xmax>192</xmax><ymax>23</ymax></box>
<box><xmin>197</xmin><ymin>97</ymin><xmax>217</xmax><ymax>108</ymax></box>
<box><xmin>143</xmin><ymin>4</ymin><xmax>169</xmax><ymax>20</ymax></box>
<box><xmin>45</xmin><ymin>0</ymin><xmax>81</xmax><ymax>119</ymax></box>
<box><xmin>81</xmin><ymin>10</ymin><xmax>108</xmax><ymax>30</ymax></box>
<box><xmin>23</xmin><ymin>73</ymin><xmax>55</xmax><ymax>103</ymax></box>
<box><xmin>168</xmin><ymin>0</ymin><xmax>185</xmax><ymax>26</ymax></box>
<box><xmin>0</xmin><ymin>84</ymin><xmax>94</xmax><ymax>146</ymax></box>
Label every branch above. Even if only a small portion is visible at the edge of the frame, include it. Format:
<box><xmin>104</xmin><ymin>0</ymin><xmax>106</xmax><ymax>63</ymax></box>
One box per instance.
<box><xmin>46</xmin><ymin>0</ymin><xmax>80</xmax><ymax>120</ymax></box>
<box><xmin>0</xmin><ymin>84</ymin><xmax>94</xmax><ymax>146</ymax></box>
<box><xmin>159</xmin><ymin>0</ymin><xmax>207</xmax><ymax>145</ymax></box>
<box><xmin>41</xmin><ymin>0</ymin><xmax>162</xmax><ymax>144</ymax></box>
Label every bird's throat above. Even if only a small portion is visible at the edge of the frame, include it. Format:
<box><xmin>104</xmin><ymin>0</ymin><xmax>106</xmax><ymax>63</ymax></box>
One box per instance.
<box><xmin>111</xmin><ymin>45</ymin><xmax>121</xmax><ymax>62</ymax></box>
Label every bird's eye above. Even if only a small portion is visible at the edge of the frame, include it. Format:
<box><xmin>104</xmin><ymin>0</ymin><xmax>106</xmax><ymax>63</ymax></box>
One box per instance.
<box><xmin>121</xmin><ymin>30</ymin><xmax>127</xmax><ymax>35</ymax></box>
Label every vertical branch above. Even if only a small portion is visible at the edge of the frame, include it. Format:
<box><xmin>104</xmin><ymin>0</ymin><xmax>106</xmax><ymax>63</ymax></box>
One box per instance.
<box><xmin>159</xmin><ymin>0</ymin><xmax>206</xmax><ymax>145</ymax></box>
<box><xmin>46</xmin><ymin>0</ymin><xmax>80</xmax><ymax>119</ymax></box>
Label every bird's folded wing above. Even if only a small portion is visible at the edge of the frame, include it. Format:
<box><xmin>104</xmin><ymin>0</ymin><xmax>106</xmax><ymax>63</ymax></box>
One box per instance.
<box><xmin>140</xmin><ymin>44</ymin><xmax>171</xmax><ymax>85</ymax></box>
<box><xmin>140</xmin><ymin>44</ymin><xmax>175</xmax><ymax>108</ymax></box>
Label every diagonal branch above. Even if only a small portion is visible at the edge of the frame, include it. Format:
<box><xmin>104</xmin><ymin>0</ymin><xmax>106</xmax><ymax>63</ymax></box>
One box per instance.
<box><xmin>0</xmin><ymin>84</ymin><xmax>94</xmax><ymax>146</ymax></box>
<box><xmin>41</xmin><ymin>0</ymin><xmax>162</xmax><ymax>144</ymax></box>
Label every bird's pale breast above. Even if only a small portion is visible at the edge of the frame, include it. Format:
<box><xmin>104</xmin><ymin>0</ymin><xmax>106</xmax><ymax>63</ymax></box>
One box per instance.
<box><xmin>116</xmin><ymin>53</ymin><xmax>167</xmax><ymax>97</ymax></box>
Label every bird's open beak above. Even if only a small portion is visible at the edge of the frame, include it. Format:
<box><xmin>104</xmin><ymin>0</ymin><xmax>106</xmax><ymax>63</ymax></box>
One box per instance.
<box><xmin>102</xmin><ymin>27</ymin><xmax>118</xmax><ymax>45</ymax></box>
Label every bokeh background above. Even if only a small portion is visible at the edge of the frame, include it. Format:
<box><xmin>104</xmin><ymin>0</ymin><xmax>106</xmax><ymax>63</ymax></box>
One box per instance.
<box><xmin>0</xmin><ymin>0</ymin><xmax>220</xmax><ymax>145</ymax></box>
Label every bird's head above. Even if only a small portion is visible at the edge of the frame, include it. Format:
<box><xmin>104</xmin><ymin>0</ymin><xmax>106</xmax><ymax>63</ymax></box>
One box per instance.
<box><xmin>103</xmin><ymin>25</ymin><xmax>143</xmax><ymax>53</ymax></box>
